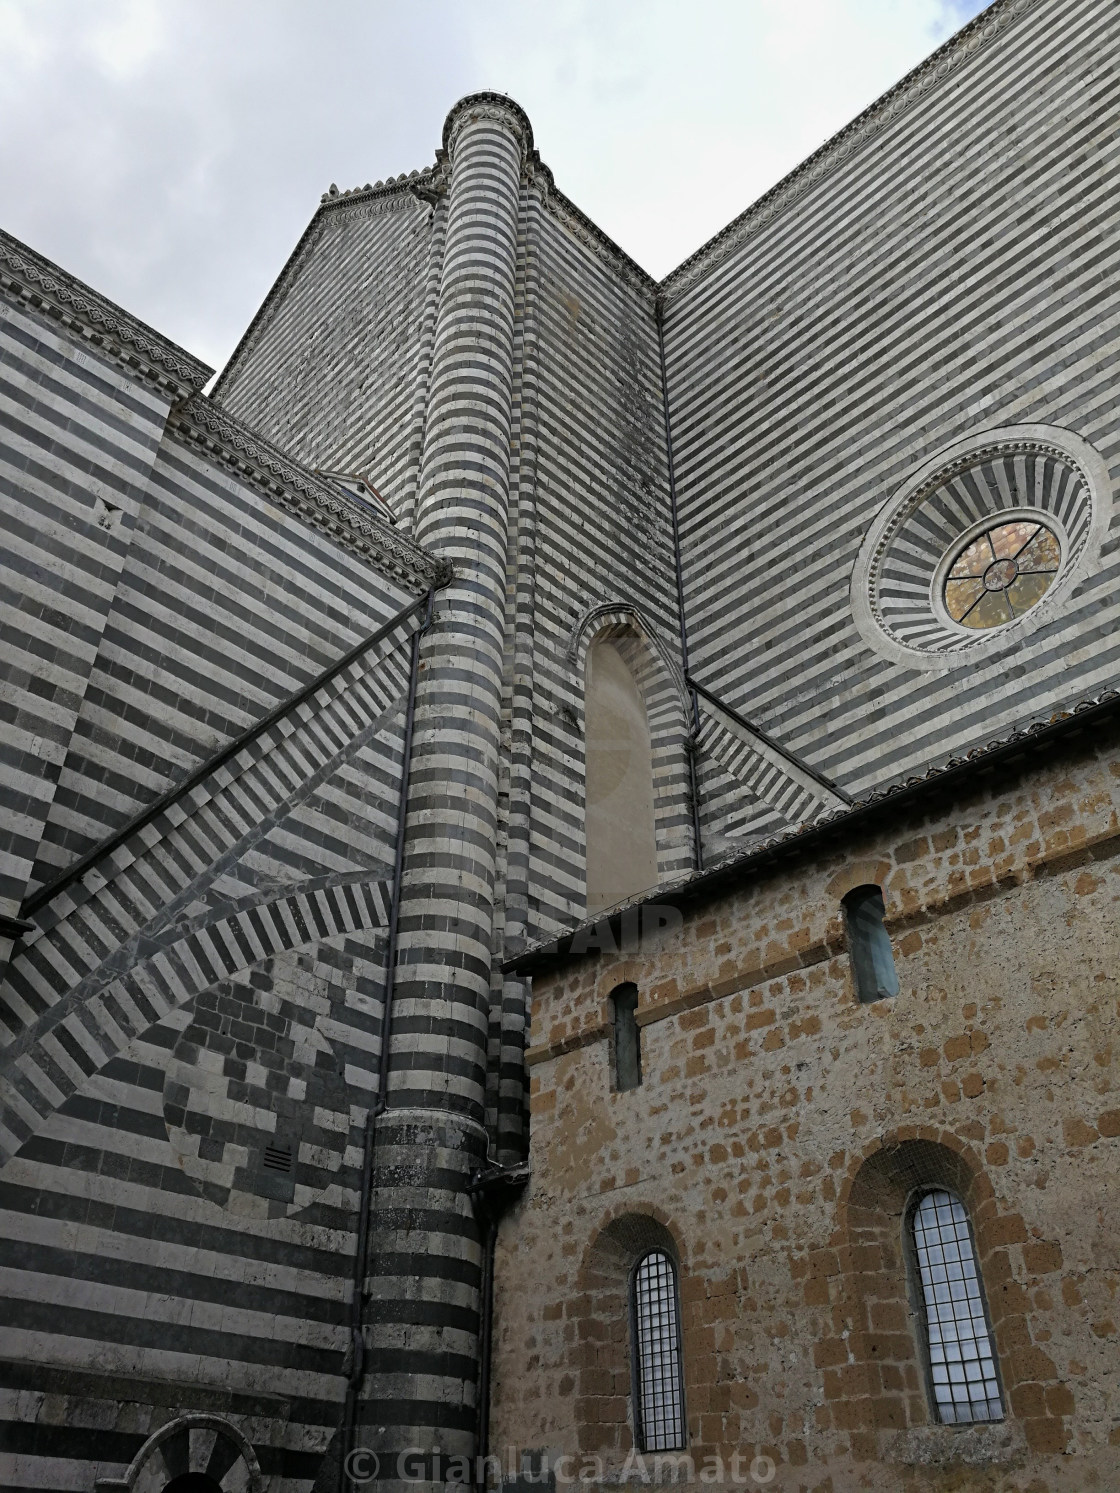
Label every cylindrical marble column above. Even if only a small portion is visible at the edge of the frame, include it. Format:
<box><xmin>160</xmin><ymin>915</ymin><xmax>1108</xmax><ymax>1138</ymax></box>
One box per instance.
<box><xmin>355</xmin><ymin>94</ymin><xmax>530</xmax><ymax>1489</ymax></box>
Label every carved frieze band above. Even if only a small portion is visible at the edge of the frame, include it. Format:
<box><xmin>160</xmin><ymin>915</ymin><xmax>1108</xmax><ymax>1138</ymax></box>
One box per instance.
<box><xmin>172</xmin><ymin>396</ymin><xmax>450</xmax><ymax>592</ymax></box>
<box><xmin>443</xmin><ymin>92</ymin><xmax>535</xmax><ymax>162</ymax></box>
<box><xmin>0</xmin><ymin>228</ymin><xmax>213</xmax><ymax>394</ymax></box>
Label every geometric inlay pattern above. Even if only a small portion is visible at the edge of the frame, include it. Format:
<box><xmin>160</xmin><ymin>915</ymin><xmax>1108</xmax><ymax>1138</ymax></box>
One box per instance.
<box><xmin>163</xmin><ymin>979</ymin><xmax>352</xmax><ymax>1220</ymax></box>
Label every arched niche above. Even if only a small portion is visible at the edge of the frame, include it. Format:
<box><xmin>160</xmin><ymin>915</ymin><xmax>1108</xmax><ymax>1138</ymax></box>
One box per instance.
<box><xmin>584</xmin><ymin>637</ymin><xmax>659</xmax><ymax>914</ymax></box>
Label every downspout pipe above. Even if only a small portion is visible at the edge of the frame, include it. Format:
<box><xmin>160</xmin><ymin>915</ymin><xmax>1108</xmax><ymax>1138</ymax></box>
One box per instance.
<box><xmin>468</xmin><ymin>1160</ymin><xmax>531</xmax><ymax>1493</ymax></box>
<box><xmin>655</xmin><ymin>297</ymin><xmax>704</xmax><ymax>872</ymax></box>
<box><xmin>339</xmin><ymin>588</ymin><xmax>435</xmax><ymax>1492</ymax></box>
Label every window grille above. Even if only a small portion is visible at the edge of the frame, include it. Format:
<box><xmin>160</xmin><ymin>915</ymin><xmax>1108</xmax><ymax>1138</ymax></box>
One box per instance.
<box><xmin>631</xmin><ymin>1250</ymin><xmax>686</xmax><ymax>1451</ymax></box>
<box><xmin>842</xmin><ymin>884</ymin><xmax>899</xmax><ymax>1002</ymax></box>
<box><xmin>911</xmin><ymin>1190</ymin><xmax>1004</xmax><ymax>1424</ymax></box>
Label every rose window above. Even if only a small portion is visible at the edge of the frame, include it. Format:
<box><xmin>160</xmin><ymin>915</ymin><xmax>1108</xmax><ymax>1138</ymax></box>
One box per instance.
<box><xmin>943</xmin><ymin>519</ymin><xmax>1061</xmax><ymax>630</ymax></box>
<box><xmin>853</xmin><ymin>434</ymin><xmax>1103</xmax><ymax>661</ymax></box>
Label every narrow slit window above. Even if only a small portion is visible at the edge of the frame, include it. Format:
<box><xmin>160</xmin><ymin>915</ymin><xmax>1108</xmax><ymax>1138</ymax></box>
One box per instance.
<box><xmin>842</xmin><ymin>883</ymin><xmax>899</xmax><ymax>1003</ymax></box>
<box><xmin>611</xmin><ymin>983</ymin><xmax>642</xmax><ymax>1091</ymax></box>
<box><xmin>630</xmin><ymin>1250</ymin><xmax>686</xmax><ymax>1451</ymax></box>
<box><xmin>911</xmin><ymin>1190</ymin><xmax>1004</xmax><ymax>1425</ymax></box>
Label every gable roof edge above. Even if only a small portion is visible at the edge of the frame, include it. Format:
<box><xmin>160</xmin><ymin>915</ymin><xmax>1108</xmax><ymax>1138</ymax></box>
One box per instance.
<box><xmin>658</xmin><ymin>0</ymin><xmax>1038</xmax><ymax>303</ymax></box>
<box><xmin>0</xmin><ymin>228</ymin><xmax>212</xmax><ymax>396</ymax></box>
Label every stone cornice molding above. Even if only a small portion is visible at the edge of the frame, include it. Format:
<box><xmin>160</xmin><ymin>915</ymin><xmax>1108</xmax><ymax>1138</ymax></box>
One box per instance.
<box><xmin>0</xmin><ymin>228</ymin><xmax>212</xmax><ymax>397</ymax></box>
<box><xmin>171</xmin><ymin>396</ymin><xmax>450</xmax><ymax>593</ymax></box>
<box><xmin>527</xmin><ymin>155</ymin><xmax>656</xmax><ymax>300</ymax></box>
<box><xmin>442</xmin><ymin>92</ymin><xmax>534</xmax><ymax>163</ymax></box>
<box><xmin>318</xmin><ymin>166</ymin><xmax>446</xmax><ymax>213</ymax></box>
<box><xmin>210</xmin><ymin>171</ymin><xmax>442</xmax><ymax>402</ymax></box>
<box><xmin>659</xmin><ymin>0</ymin><xmax>1038</xmax><ymax>303</ymax></box>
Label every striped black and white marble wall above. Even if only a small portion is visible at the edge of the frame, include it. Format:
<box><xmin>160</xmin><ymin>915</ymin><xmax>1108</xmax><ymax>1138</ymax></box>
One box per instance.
<box><xmin>212</xmin><ymin>181</ymin><xmax>440</xmax><ymax>524</ymax></box>
<box><xmin>0</xmin><ymin>237</ymin><xmax>442</xmax><ymax>1492</ymax></box>
<box><xmin>662</xmin><ymin>0</ymin><xmax>1120</xmax><ymax>835</ymax></box>
<box><xmin>0</xmin><ymin>233</ymin><xmax>209</xmax><ymax>940</ymax></box>
<box><xmin>7</xmin><ymin>0</ymin><xmax>1120</xmax><ymax>1485</ymax></box>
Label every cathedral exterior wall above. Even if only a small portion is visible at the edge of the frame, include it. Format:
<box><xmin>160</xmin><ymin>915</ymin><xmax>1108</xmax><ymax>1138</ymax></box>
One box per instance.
<box><xmin>0</xmin><ymin>238</ymin><xmax>441</xmax><ymax>1491</ymax></box>
<box><xmin>30</xmin><ymin>420</ymin><xmax>418</xmax><ymax>890</ymax></box>
<box><xmin>213</xmin><ymin>186</ymin><xmax>439</xmax><ymax>520</ymax></box>
<box><xmin>519</xmin><ymin>205</ymin><xmax>682</xmax><ymax>937</ymax></box>
<box><xmin>492</xmin><ymin>719</ymin><xmax>1120</xmax><ymax>1489</ymax></box>
<box><xmin>0</xmin><ymin>247</ymin><xmax>200</xmax><ymax>928</ymax></box>
<box><xmin>663</xmin><ymin>0</ymin><xmax>1120</xmax><ymax>832</ymax></box>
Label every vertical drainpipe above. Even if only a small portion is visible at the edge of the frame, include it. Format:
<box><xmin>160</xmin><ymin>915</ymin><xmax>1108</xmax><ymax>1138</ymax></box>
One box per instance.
<box><xmin>354</xmin><ymin>93</ymin><xmax>530</xmax><ymax>1491</ymax></box>
<box><xmin>655</xmin><ymin>296</ymin><xmax>704</xmax><ymax>872</ymax></box>
<box><xmin>339</xmin><ymin>591</ymin><xmax>433</xmax><ymax>1493</ymax></box>
<box><xmin>493</xmin><ymin>162</ymin><xmax>544</xmax><ymax>1163</ymax></box>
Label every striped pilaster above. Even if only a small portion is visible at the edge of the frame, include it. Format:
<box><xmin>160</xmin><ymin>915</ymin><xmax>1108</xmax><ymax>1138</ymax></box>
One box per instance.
<box><xmin>357</xmin><ymin>95</ymin><xmax>530</xmax><ymax>1482</ymax></box>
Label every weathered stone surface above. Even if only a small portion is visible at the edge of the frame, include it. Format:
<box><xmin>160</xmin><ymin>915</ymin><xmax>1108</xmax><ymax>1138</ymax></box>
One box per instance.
<box><xmin>492</xmin><ymin>727</ymin><xmax>1120</xmax><ymax>1489</ymax></box>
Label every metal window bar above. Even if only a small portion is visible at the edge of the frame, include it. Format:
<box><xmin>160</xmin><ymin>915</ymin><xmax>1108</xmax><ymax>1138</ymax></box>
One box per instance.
<box><xmin>631</xmin><ymin>1251</ymin><xmax>686</xmax><ymax>1451</ymax></box>
<box><xmin>912</xmin><ymin>1190</ymin><xmax>1004</xmax><ymax>1425</ymax></box>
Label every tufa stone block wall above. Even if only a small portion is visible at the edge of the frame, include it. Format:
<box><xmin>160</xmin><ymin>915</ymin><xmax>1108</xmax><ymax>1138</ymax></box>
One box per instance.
<box><xmin>489</xmin><ymin>722</ymin><xmax>1120</xmax><ymax>1490</ymax></box>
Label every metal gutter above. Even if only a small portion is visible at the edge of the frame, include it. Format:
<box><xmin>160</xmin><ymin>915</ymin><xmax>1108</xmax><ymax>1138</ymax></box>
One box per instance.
<box><xmin>655</xmin><ymin>298</ymin><xmax>704</xmax><ymax>872</ymax></box>
<box><xmin>338</xmin><ymin>588</ymin><xmax>434</xmax><ymax>1491</ymax></box>
<box><xmin>504</xmin><ymin>687</ymin><xmax>1120</xmax><ymax>979</ymax></box>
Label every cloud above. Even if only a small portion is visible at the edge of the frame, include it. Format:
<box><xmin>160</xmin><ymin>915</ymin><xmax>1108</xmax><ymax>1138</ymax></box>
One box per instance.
<box><xmin>0</xmin><ymin>0</ymin><xmax>989</xmax><ymax>371</ymax></box>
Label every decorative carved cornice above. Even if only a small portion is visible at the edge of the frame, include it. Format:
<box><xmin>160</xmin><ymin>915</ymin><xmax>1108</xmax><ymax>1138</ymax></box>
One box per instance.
<box><xmin>210</xmin><ymin>170</ymin><xmax>443</xmax><ymax>402</ymax></box>
<box><xmin>442</xmin><ymin>92</ymin><xmax>534</xmax><ymax>163</ymax></box>
<box><xmin>318</xmin><ymin>166</ymin><xmax>446</xmax><ymax>212</ymax></box>
<box><xmin>170</xmin><ymin>396</ymin><xmax>451</xmax><ymax>593</ymax></box>
<box><xmin>527</xmin><ymin>156</ymin><xmax>656</xmax><ymax>300</ymax></box>
<box><xmin>659</xmin><ymin>0</ymin><xmax>1039</xmax><ymax>302</ymax></box>
<box><xmin>0</xmin><ymin>228</ymin><xmax>212</xmax><ymax>396</ymax></box>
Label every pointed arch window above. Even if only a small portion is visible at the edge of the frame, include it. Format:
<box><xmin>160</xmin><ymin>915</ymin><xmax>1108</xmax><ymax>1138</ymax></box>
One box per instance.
<box><xmin>630</xmin><ymin>1249</ymin><xmax>686</xmax><ymax>1451</ymax></box>
<box><xmin>584</xmin><ymin>637</ymin><xmax>658</xmax><ymax>915</ymax></box>
<box><xmin>910</xmin><ymin>1190</ymin><xmax>1004</xmax><ymax>1424</ymax></box>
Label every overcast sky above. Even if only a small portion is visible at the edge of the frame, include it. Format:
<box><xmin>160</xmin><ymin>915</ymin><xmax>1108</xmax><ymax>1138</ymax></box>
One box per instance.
<box><xmin>2</xmin><ymin>0</ymin><xmax>987</xmax><ymax>374</ymax></box>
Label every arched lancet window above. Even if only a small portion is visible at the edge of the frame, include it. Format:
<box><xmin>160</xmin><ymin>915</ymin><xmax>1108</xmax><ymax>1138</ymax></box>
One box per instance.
<box><xmin>630</xmin><ymin>1249</ymin><xmax>686</xmax><ymax>1451</ymax></box>
<box><xmin>610</xmin><ymin>982</ymin><xmax>642</xmax><ymax>1092</ymax></box>
<box><xmin>842</xmin><ymin>883</ymin><xmax>899</xmax><ymax>1003</ymax></box>
<box><xmin>909</xmin><ymin>1190</ymin><xmax>1004</xmax><ymax>1425</ymax></box>
<box><xmin>584</xmin><ymin>638</ymin><xmax>658</xmax><ymax>915</ymax></box>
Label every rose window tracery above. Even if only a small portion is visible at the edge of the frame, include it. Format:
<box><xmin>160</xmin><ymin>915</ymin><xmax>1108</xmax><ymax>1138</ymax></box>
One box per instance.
<box><xmin>942</xmin><ymin>519</ymin><xmax>1061</xmax><ymax>630</ymax></box>
<box><xmin>851</xmin><ymin>430</ymin><xmax>1106</xmax><ymax>664</ymax></box>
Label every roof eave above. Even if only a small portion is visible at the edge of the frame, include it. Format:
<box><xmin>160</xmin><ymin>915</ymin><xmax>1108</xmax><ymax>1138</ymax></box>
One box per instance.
<box><xmin>504</xmin><ymin>687</ymin><xmax>1120</xmax><ymax>980</ymax></box>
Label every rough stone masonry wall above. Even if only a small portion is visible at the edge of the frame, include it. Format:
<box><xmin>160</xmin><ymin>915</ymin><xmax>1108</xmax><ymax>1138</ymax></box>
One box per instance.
<box><xmin>489</xmin><ymin>720</ymin><xmax>1120</xmax><ymax>1491</ymax></box>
